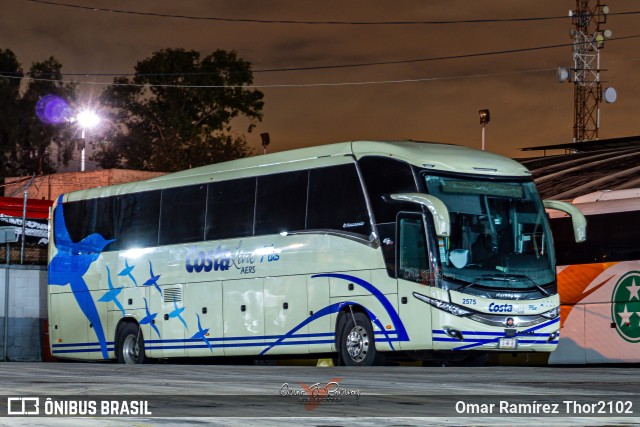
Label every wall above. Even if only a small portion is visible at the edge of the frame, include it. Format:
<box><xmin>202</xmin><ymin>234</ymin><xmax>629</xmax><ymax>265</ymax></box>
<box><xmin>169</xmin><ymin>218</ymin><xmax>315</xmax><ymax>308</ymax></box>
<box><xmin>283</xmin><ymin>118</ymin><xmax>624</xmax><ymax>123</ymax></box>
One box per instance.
<box><xmin>0</xmin><ymin>265</ymin><xmax>48</xmax><ymax>361</ymax></box>
<box><xmin>4</xmin><ymin>169</ymin><xmax>166</xmax><ymax>201</ymax></box>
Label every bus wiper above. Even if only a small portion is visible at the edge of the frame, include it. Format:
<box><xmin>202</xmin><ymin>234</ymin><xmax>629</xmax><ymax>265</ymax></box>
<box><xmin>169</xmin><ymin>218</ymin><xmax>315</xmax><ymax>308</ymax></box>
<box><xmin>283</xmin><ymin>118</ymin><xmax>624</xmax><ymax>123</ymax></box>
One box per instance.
<box><xmin>461</xmin><ymin>274</ymin><xmax>550</xmax><ymax>296</ymax></box>
<box><xmin>459</xmin><ymin>277</ymin><xmax>494</xmax><ymax>290</ymax></box>
<box><xmin>484</xmin><ymin>274</ymin><xmax>550</xmax><ymax>296</ymax></box>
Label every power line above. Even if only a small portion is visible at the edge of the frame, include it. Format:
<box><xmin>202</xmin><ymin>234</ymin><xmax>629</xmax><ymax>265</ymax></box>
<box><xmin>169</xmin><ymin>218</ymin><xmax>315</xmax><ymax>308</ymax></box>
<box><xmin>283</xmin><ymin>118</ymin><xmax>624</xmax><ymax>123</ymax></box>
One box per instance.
<box><xmin>0</xmin><ymin>66</ymin><xmax>574</xmax><ymax>89</ymax></box>
<box><xmin>1</xmin><ymin>34</ymin><xmax>639</xmax><ymax>88</ymax></box>
<box><xmin>2</xmin><ymin>34</ymin><xmax>638</xmax><ymax>81</ymax></box>
<box><xmin>23</xmin><ymin>0</ymin><xmax>640</xmax><ymax>25</ymax></box>
<box><xmin>252</xmin><ymin>34</ymin><xmax>640</xmax><ymax>73</ymax></box>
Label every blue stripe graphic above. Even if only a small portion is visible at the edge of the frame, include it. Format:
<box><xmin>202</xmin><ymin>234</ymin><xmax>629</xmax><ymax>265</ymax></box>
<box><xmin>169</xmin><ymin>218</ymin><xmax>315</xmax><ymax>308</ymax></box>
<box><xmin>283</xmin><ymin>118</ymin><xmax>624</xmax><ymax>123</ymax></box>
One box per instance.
<box><xmin>258</xmin><ymin>272</ymin><xmax>410</xmax><ymax>356</ymax></box>
<box><xmin>52</xmin><ymin>329</ymin><xmax>403</xmax><ymax>355</ymax></box>
<box><xmin>312</xmin><ymin>273</ymin><xmax>409</xmax><ymax>343</ymax></box>
<box><xmin>434</xmin><ymin>318</ymin><xmax>560</xmax><ymax>350</ymax></box>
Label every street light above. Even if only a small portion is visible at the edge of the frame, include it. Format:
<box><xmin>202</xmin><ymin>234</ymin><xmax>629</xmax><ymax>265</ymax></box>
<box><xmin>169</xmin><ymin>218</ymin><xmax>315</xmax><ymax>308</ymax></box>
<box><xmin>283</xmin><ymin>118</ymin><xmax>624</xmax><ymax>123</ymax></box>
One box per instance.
<box><xmin>479</xmin><ymin>109</ymin><xmax>490</xmax><ymax>151</ymax></box>
<box><xmin>76</xmin><ymin>110</ymin><xmax>100</xmax><ymax>172</ymax></box>
<box><xmin>260</xmin><ymin>132</ymin><xmax>271</xmax><ymax>155</ymax></box>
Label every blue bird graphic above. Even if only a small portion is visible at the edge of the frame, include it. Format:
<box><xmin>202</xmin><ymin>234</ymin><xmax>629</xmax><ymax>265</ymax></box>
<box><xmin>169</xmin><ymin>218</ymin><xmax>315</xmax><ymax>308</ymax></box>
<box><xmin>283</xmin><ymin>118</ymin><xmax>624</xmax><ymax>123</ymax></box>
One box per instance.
<box><xmin>118</xmin><ymin>259</ymin><xmax>137</xmax><ymax>286</ymax></box>
<box><xmin>48</xmin><ymin>197</ymin><xmax>115</xmax><ymax>359</ymax></box>
<box><xmin>168</xmin><ymin>297</ymin><xmax>188</xmax><ymax>330</ymax></box>
<box><xmin>140</xmin><ymin>297</ymin><xmax>161</xmax><ymax>338</ymax></box>
<box><xmin>191</xmin><ymin>313</ymin><xmax>213</xmax><ymax>352</ymax></box>
<box><xmin>98</xmin><ymin>265</ymin><xmax>125</xmax><ymax>316</ymax></box>
<box><xmin>142</xmin><ymin>261</ymin><xmax>162</xmax><ymax>296</ymax></box>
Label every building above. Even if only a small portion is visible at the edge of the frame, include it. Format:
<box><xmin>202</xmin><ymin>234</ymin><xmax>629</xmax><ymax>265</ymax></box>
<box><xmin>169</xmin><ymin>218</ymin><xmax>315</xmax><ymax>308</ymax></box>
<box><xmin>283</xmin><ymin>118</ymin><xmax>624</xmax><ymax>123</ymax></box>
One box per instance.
<box><xmin>4</xmin><ymin>169</ymin><xmax>166</xmax><ymax>202</ymax></box>
<box><xmin>1</xmin><ymin>168</ymin><xmax>165</xmax><ymax>361</ymax></box>
<box><xmin>518</xmin><ymin>135</ymin><xmax>640</xmax><ymax>200</ymax></box>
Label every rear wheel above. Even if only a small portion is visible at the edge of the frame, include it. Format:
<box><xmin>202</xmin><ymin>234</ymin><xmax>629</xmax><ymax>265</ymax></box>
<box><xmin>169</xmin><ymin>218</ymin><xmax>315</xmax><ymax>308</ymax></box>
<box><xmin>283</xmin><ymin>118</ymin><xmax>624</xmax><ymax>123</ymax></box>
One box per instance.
<box><xmin>116</xmin><ymin>323</ymin><xmax>147</xmax><ymax>364</ymax></box>
<box><xmin>339</xmin><ymin>312</ymin><xmax>385</xmax><ymax>366</ymax></box>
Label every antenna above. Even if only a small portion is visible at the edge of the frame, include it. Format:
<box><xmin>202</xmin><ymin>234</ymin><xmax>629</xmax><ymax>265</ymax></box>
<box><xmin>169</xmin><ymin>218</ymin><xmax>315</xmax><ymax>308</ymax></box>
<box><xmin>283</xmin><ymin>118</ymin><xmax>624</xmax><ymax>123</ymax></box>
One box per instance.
<box><xmin>558</xmin><ymin>1</ymin><xmax>616</xmax><ymax>143</ymax></box>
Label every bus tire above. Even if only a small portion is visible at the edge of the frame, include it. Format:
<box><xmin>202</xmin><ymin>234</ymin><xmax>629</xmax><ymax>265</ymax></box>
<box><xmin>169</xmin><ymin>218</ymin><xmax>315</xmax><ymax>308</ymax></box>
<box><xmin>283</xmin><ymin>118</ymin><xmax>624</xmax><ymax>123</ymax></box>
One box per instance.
<box><xmin>339</xmin><ymin>312</ymin><xmax>385</xmax><ymax>366</ymax></box>
<box><xmin>116</xmin><ymin>322</ymin><xmax>147</xmax><ymax>365</ymax></box>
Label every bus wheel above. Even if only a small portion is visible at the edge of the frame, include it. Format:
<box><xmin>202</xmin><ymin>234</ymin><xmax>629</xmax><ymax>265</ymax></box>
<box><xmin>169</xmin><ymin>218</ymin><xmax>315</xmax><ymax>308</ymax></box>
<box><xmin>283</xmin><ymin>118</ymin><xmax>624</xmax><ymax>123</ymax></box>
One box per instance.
<box><xmin>117</xmin><ymin>323</ymin><xmax>147</xmax><ymax>365</ymax></box>
<box><xmin>339</xmin><ymin>312</ymin><xmax>384</xmax><ymax>366</ymax></box>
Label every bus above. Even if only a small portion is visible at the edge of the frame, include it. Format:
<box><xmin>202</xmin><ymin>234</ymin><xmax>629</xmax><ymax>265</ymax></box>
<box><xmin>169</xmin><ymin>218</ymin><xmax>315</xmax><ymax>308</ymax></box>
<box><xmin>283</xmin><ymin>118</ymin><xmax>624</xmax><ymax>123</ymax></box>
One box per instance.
<box><xmin>548</xmin><ymin>188</ymin><xmax>640</xmax><ymax>364</ymax></box>
<box><xmin>48</xmin><ymin>140</ymin><xmax>585</xmax><ymax>365</ymax></box>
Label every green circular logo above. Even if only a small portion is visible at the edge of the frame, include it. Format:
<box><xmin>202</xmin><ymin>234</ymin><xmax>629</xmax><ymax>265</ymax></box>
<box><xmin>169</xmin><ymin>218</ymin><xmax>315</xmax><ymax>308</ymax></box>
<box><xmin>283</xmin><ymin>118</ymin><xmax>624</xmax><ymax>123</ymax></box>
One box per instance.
<box><xmin>611</xmin><ymin>271</ymin><xmax>640</xmax><ymax>343</ymax></box>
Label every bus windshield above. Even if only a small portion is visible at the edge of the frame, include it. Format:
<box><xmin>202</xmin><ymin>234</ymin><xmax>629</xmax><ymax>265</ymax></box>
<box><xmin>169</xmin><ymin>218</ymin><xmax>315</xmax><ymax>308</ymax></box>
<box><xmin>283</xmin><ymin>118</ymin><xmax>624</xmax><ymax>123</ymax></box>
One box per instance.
<box><xmin>424</xmin><ymin>175</ymin><xmax>555</xmax><ymax>290</ymax></box>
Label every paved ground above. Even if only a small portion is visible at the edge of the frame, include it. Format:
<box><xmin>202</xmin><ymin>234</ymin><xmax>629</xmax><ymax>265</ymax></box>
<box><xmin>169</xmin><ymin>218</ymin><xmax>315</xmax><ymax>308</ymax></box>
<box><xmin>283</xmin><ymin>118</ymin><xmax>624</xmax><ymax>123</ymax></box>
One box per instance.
<box><xmin>0</xmin><ymin>362</ymin><xmax>639</xmax><ymax>426</ymax></box>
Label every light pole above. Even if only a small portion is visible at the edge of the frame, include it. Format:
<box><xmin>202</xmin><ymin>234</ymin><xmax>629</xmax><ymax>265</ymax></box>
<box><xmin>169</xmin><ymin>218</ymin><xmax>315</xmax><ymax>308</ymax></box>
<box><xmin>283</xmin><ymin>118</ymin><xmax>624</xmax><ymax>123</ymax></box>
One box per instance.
<box><xmin>260</xmin><ymin>132</ymin><xmax>271</xmax><ymax>155</ymax></box>
<box><xmin>479</xmin><ymin>109</ymin><xmax>490</xmax><ymax>151</ymax></box>
<box><xmin>76</xmin><ymin>110</ymin><xmax>100</xmax><ymax>172</ymax></box>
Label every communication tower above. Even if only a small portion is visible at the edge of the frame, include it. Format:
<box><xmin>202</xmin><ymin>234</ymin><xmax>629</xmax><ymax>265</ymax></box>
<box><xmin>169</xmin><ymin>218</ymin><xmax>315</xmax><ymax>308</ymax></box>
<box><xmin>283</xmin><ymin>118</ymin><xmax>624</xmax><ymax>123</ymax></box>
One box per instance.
<box><xmin>557</xmin><ymin>1</ymin><xmax>616</xmax><ymax>142</ymax></box>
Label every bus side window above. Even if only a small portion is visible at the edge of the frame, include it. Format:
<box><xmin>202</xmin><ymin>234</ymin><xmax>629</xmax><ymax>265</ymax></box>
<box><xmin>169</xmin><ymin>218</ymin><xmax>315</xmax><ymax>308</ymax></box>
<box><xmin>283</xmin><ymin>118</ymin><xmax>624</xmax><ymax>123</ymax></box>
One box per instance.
<box><xmin>206</xmin><ymin>178</ymin><xmax>256</xmax><ymax>240</ymax></box>
<box><xmin>551</xmin><ymin>210</ymin><xmax>640</xmax><ymax>265</ymax></box>
<box><xmin>255</xmin><ymin>171</ymin><xmax>307</xmax><ymax>235</ymax></box>
<box><xmin>62</xmin><ymin>200</ymin><xmax>91</xmax><ymax>244</ymax></box>
<box><xmin>159</xmin><ymin>184</ymin><xmax>207</xmax><ymax>245</ymax></box>
<box><xmin>397</xmin><ymin>216</ymin><xmax>430</xmax><ymax>284</ymax></box>
<box><xmin>307</xmin><ymin>164</ymin><xmax>371</xmax><ymax>237</ymax></box>
<box><xmin>62</xmin><ymin>197</ymin><xmax>117</xmax><ymax>251</ymax></box>
<box><xmin>357</xmin><ymin>156</ymin><xmax>417</xmax><ymax>223</ymax></box>
<box><xmin>116</xmin><ymin>191</ymin><xmax>161</xmax><ymax>250</ymax></box>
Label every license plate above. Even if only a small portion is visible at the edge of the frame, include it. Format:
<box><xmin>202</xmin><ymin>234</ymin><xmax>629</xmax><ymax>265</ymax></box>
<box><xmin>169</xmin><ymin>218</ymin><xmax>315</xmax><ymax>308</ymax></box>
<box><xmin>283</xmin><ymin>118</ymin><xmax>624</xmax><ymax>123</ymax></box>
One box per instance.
<box><xmin>499</xmin><ymin>337</ymin><xmax>518</xmax><ymax>349</ymax></box>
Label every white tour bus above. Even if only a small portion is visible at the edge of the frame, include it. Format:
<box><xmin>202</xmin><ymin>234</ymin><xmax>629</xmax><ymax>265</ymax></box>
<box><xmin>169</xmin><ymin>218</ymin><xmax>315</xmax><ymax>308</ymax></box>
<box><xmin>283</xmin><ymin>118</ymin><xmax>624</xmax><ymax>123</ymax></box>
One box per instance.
<box><xmin>48</xmin><ymin>141</ymin><xmax>585</xmax><ymax>365</ymax></box>
<box><xmin>547</xmin><ymin>189</ymin><xmax>640</xmax><ymax>364</ymax></box>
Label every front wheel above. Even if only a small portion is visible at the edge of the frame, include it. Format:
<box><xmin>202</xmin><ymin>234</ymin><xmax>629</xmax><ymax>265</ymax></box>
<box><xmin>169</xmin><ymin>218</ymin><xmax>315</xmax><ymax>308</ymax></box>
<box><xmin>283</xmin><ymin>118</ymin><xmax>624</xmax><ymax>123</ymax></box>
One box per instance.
<box><xmin>339</xmin><ymin>312</ymin><xmax>385</xmax><ymax>366</ymax></box>
<box><xmin>116</xmin><ymin>323</ymin><xmax>147</xmax><ymax>364</ymax></box>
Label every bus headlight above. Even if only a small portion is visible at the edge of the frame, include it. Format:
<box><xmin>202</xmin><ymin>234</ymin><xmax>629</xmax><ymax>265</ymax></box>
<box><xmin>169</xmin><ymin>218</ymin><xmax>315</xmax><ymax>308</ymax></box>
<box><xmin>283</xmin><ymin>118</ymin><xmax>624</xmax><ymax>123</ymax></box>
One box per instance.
<box><xmin>540</xmin><ymin>307</ymin><xmax>560</xmax><ymax>320</ymax></box>
<box><xmin>412</xmin><ymin>292</ymin><xmax>473</xmax><ymax>317</ymax></box>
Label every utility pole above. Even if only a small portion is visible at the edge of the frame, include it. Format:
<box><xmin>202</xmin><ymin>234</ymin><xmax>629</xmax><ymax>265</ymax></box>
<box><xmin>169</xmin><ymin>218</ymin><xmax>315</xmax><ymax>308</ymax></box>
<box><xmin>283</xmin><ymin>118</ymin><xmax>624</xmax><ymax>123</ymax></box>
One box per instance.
<box><xmin>558</xmin><ymin>1</ymin><xmax>616</xmax><ymax>143</ymax></box>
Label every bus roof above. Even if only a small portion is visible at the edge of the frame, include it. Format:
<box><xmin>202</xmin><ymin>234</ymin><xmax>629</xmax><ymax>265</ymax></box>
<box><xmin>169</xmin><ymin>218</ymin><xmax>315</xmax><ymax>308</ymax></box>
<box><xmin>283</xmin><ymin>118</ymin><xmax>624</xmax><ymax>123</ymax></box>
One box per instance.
<box><xmin>547</xmin><ymin>188</ymin><xmax>640</xmax><ymax>218</ymax></box>
<box><xmin>572</xmin><ymin>188</ymin><xmax>640</xmax><ymax>204</ymax></box>
<box><xmin>63</xmin><ymin>140</ymin><xmax>532</xmax><ymax>202</ymax></box>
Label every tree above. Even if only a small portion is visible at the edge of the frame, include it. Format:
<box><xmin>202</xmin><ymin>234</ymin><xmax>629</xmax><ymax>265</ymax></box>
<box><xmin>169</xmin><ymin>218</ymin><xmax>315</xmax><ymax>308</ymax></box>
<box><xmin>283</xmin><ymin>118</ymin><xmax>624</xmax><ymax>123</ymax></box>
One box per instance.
<box><xmin>0</xmin><ymin>49</ymin><xmax>23</xmax><ymax>180</ymax></box>
<box><xmin>93</xmin><ymin>48</ymin><xmax>264</xmax><ymax>172</ymax></box>
<box><xmin>0</xmin><ymin>50</ymin><xmax>78</xmax><ymax>183</ymax></box>
<box><xmin>17</xmin><ymin>57</ymin><xmax>78</xmax><ymax>175</ymax></box>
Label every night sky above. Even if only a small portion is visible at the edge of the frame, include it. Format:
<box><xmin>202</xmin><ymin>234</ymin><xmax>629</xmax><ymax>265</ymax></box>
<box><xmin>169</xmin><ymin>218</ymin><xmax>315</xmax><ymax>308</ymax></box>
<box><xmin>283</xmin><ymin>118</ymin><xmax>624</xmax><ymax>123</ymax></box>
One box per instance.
<box><xmin>2</xmin><ymin>0</ymin><xmax>639</xmax><ymax>164</ymax></box>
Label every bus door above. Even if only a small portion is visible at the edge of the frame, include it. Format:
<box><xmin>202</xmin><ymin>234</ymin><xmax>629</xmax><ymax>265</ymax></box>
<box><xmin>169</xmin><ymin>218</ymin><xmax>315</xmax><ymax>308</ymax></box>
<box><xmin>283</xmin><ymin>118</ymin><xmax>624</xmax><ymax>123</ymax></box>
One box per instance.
<box><xmin>396</xmin><ymin>213</ymin><xmax>433</xmax><ymax>350</ymax></box>
<box><xmin>222</xmin><ymin>278</ymin><xmax>265</xmax><ymax>356</ymax></box>
<box><xmin>264</xmin><ymin>276</ymin><xmax>309</xmax><ymax>355</ymax></box>
<box><xmin>185</xmin><ymin>281</ymin><xmax>223</xmax><ymax>357</ymax></box>
<box><xmin>49</xmin><ymin>291</ymin><xmax>89</xmax><ymax>357</ymax></box>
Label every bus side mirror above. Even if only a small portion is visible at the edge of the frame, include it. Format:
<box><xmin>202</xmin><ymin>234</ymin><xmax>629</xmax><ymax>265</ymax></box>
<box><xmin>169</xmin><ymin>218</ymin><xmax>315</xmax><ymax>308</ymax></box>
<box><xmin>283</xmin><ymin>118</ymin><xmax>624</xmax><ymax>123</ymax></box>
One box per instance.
<box><xmin>389</xmin><ymin>193</ymin><xmax>450</xmax><ymax>237</ymax></box>
<box><xmin>543</xmin><ymin>199</ymin><xmax>587</xmax><ymax>243</ymax></box>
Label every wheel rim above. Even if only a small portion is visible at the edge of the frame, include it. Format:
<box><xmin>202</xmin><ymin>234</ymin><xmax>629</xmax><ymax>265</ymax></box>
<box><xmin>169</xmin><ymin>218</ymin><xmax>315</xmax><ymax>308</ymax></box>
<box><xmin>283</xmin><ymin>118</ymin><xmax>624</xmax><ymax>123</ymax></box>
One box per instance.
<box><xmin>346</xmin><ymin>325</ymin><xmax>369</xmax><ymax>363</ymax></box>
<box><xmin>122</xmin><ymin>334</ymin><xmax>140</xmax><ymax>364</ymax></box>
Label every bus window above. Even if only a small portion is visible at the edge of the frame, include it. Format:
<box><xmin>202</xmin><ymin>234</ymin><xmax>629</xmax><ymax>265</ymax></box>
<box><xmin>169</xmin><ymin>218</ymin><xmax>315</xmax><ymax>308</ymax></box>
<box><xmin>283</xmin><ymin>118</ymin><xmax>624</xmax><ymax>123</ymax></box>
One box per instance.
<box><xmin>358</xmin><ymin>156</ymin><xmax>417</xmax><ymax>223</ymax></box>
<box><xmin>159</xmin><ymin>184</ymin><xmax>207</xmax><ymax>245</ymax></box>
<box><xmin>398</xmin><ymin>216</ymin><xmax>429</xmax><ymax>283</ymax></box>
<box><xmin>255</xmin><ymin>171</ymin><xmax>307</xmax><ymax>235</ymax></box>
<box><xmin>62</xmin><ymin>197</ymin><xmax>117</xmax><ymax>250</ymax></box>
<box><xmin>116</xmin><ymin>191</ymin><xmax>161</xmax><ymax>250</ymax></box>
<box><xmin>551</xmin><ymin>210</ymin><xmax>640</xmax><ymax>265</ymax></box>
<box><xmin>307</xmin><ymin>164</ymin><xmax>371</xmax><ymax>237</ymax></box>
<box><xmin>206</xmin><ymin>177</ymin><xmax>256</xmax><ymax>240</ymax></box>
